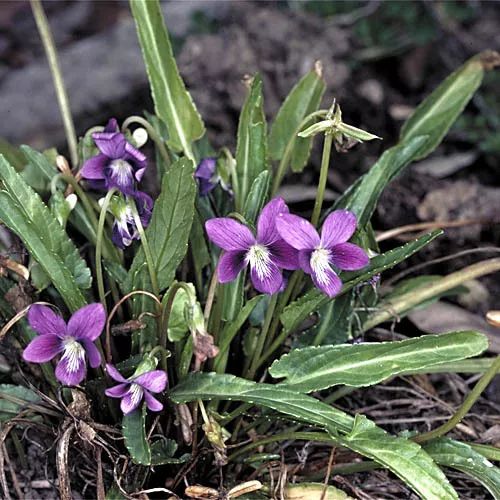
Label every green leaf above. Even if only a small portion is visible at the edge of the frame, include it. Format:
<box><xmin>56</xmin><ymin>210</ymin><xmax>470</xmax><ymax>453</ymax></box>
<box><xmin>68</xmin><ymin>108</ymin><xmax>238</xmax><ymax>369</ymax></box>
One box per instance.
<box><xmin>130</xmin><ymin>0</ymin><xmax>205</xmax><ymax>157</ymax></box>
<box><xmin>122</xmin><ymin>406</ymin><xmax>151</xmax><ymax>465</ymax></box>
<box><xmin>336</xmin><ymin>122</ymin><xmax>381</xmax><ymax>142</ymax></box>
<box><xmin>220</xmin><ymin>273</ymin><xmax>245</xmax><ymax>323</ymax></box>
<box><xmin>269</xmin><ymin>67</ymin><xmax>325</xmax><ymax>173</ymax></box>
<box><xmin>342</xmin><ymin>415</ymin><xmax>457</xmax><ymax>500</ymax></box>
<box><xmin>243</xmin><ymin>171</ymin><xmax>270</xmax><ymax>224</ymax></box>
<box><xmin>150</xmin><ymin>438</ymin><xmax>189</xmax><ymax>465</ymax></box>
<box><xmin>335</xmin><ymin>52</ymin><xmax>492</xmax><ymax>228</ymax></box>
<box><xmin>235</xmin><ymin>74</ymin><xmax>267</xmax><ymax>209</ymax></box>
<box><xmin>307</xmin><ymin>293</ymin><xmax>353</xmax><ymax>346</ymax></box>
<box><xmin>171</xmin><ymin>373</ymin><xmax>457</xmax><ymax>500</ymax></box>
<box><xmin>424</xmin><ymin>438</ymin><xmax>500</xmax><ymax>498</ymax></box>
<box><xmin>400</xmin><ymin>53</ymin><xmax>488</xmax><ymax>160</ymax></box>
<box><xmin>0</xmin><ymin>138</ymin><xmax>26</xmax><ymax>172</ymax></box>
<box><xmin>0</xmin><ymin>156</ymin><xmax>90</xmax><ymax>311</ymax></box>
<box><xmin>269</xmin><ymin>331</ymin><xmax>488</xmax><ymax>392</ymax></box>
<box><xmin>281</xmin><ymin>230</ymin><xmax>441</xmax><ymax>336</ymax></box>
<box><xmin>126</xmin><ymin>157</ymin><xmax>196</xmax><ymax>296</ymax></box>
<box><xmin>0</xmin><ymin>384</ymin><xmax>40</xmax><ymax>421</ymax></box>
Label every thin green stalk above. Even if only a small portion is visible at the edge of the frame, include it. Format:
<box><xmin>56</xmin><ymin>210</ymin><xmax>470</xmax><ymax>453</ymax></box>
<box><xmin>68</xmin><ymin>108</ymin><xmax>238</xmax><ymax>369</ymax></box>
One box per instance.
<box><xmin>311</xmin><ymin>132</ymin><xmax>333</xmax><ymax>227</ymax></box>
<box><xmin>414</xmin><ymin>355</ymin><xmax>500</xmax><ymax>443</ymax></box>
<box><xmin>129</xmin><ymin>197</ymin><xmax>159</xmax><ymax>297</ymax></box>
<box><xmin>160</xmin><ymin>282</ymin><xmax>193</xmax><ymax>372</ymax></box>
<box><xmin>246</xmin><ymin>294</ymin><xmax>278</xmax><ymax>380</ymax></box>
<box><xmin>95</xmin><ymin>189</ymin><xmax>117</xmax><ymax>312</ymax></box>
<box><xmin>121</xmin><ymin>115</ymin><xmax>171</xmax><ymax>168</ymax></box>
<box><xmin>263</xmin><ymin>271</ymin><xmax>301</xmax><ymax>353</ymax></box>
<box><xmin>363</xmin><ymin>258</ymin><xmax>500</xmax><ymax>331</ymax></box>
<box><xmin>271</xmin><ymin>110</ymin><xmax>328</xmax><ymax>196</ymax></box>
<box><xmin>61</xmin><ymin>174</ymin><xmax>121</xmax><ymax>263</ymax></box>
<box><xmin>31</xmin><ymin>0</ymin><xmax>78</xmax><ymax>168</ymax></box>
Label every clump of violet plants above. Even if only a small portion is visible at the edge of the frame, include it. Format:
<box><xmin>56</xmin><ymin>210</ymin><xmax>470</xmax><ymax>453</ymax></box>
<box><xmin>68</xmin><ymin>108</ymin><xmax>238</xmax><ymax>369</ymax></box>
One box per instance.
<box><xmin>0</xmin><ymin>1</ymin><xmax>499</xmax><ymax>498</ymax></box>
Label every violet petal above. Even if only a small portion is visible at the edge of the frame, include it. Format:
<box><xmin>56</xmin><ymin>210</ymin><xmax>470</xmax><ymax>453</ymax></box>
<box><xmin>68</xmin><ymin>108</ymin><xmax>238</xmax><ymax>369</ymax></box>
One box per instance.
<box><xmin>105</xmin><ymin>383</ymin><xmax>129</xmax><ymax>398</ymax></box>
<box><xmin>330</xmin><ymin>242</ymin><xmax>369</xmax><ymax>271</ymax></box>
<box><xmin>205</xmin><ymin>218</ymin><xmax>255</xmax><ymax>251</ymax></box>
<box><xmin>124</xmin><ymin>141</ymin><xmax>147</xmax><ymax>172</ymax></box>
<box><xmin>103</xmin><ymin>118</ymin><xmax>119</xmax><ymax>133</ymax></box>
<box><xmin>257</xmin><ymin>197</ymin><xmax>289</xmax><ymax>245</ymax></box>
<box><xmin>217</xmin><ymin>251</ymin><xmax>247</xmax><ymax>283</ymax></box>
<box><xmin>195</xmin><ymin>158</ymin><xmax>216</xmax><ymax>180</ymax></box>
<box><xmin>93</xmin><ymin>132</ymin><xmax>126</xmax><ymax>159</ymax></box>
<box><xmin>276</xmin><ymin>213</ymin><xmax>320</xmax><ymax>250</ymax></box>
<box><xmin>143</xmin><ymin>391</ymin><xmax>163</xmax><ymax>412</ymax></box>
<box><xmin>320</xmin><ymin>210</ymin><xmax>357</xmax><ymax>248</ymax></box>
<box><xmin>80</xmin><ymin>154</ymin><xmax>108</xmax><ymax>180</ymax></box>
<box><xmin>82</xmin><ymin>339</ymin><xmax>102</xmax><ymax>369</ymax></box>
<box><xmin>67</xmin><ymin>303</ymin><xmax>106</xmax><ymax>341</ymax></box>
<box><xmin>105</xmin><ymin>364</ymin><xmax>128</xmax><ymax>383</ymax></box>
<box><xmin>311</xmin><ymin>266</ymin><xmax>342</xmax><ymax>298</ymax></box>
<box><xmin>250</xmin><ymin>260</ymin><xmax>283</xmax><ymax>295</ymax></box>
<box><xmin>268</xmin><ymin>239</ymin><xmax>299</xmax><ymax>270</ymax></box>
<box><xmin>298</xmin><ymin>249</ymin><xmax>313</xmax><ymax>274</ymax></box>
<box><xmin>134</xmin><ymin>370</ymin><xmax>167</xmax><ymax>393</ymax></box>
<box><xmin>55</xmin><ymin>355</ymin><xmax>86</xmax><ymax>386</ymax></box>
<box><xmin>27</xmin><ymin>305</ymin><xmax>66</xmax><ymax>336</ymax></box>
<box><xmin>120</xmin><ymin>389</ymin><xmax>143</xmax><ymax>415</ymax></box>
<box><xmin>23</xmin><ymin>334</ymin><xmax>63</xmax><ymax>363</ymax></box>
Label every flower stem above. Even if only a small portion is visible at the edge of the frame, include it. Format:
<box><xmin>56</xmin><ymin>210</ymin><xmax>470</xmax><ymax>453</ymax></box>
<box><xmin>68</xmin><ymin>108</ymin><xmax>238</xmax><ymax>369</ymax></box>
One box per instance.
<box><xmin>31</xmin><ymin>0</ymin><xmax>78</xmax><ymax>168</ymax></box>
<box><xmin>129</xmin><ymin>197</ymin><xmax>159</xmax><ymax>298</ymax></box>
<box><xmin>414</xmin><ymin>355</ymin><xmax>500</xmax><ymax>443</ymax></box>
<box><xmin>96</xmin><ymin>189</ymin><xmax>117</xmax><ymax>312</ymax></box>
<box><xmin>246</xmin><ymin>293</ymin><xmax>278</xmax><ymax>380</ymax></box>
<box><xmin>160</xmin><ymin>282</ymin><xmax>193</xmax><ymax>372</ymax></box>
<box><xmin>311</xmin><ymin>132</ymin><xmax>333</xmax><ymax>227</ymax></box>
<box><xmin>271</xmin><ymin>110</ymin><xmax>328</xmax><ymax>196</ymax></box>
<box><xmin>121</xmin><ymin>115</ymin><xmax>171</xmax><ymax>169</ymax></box>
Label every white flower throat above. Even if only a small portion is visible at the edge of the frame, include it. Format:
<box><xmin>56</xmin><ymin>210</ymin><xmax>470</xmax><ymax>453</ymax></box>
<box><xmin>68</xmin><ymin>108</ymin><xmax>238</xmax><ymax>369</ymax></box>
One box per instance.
<box><xmin>247</xmin><ymin>244</ymin><xmax>272</xmax><ymax>279</ymax></box>
<box><xmin>61</xmin><ymin>337</ymin><xmax>86</xmax><ymax>373</ymax></box>
<box><xmin>310</xmin><ymin>248</ymin><xmax>331</xmax><ymax>284</ymax></box>
<box><xmin>109</xmin><ymin>159</ymin><xmax>133</xmax><ymax>184</ymax></box>
<box><xmin>128</xmin><ymin>383</ymin><xmax>144</xmax><ymax>406</ymax></box>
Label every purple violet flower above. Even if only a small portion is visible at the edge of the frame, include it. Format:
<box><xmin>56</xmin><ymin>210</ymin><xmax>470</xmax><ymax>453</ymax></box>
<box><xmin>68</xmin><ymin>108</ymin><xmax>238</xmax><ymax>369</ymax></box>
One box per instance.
<box><xmin>23</xmin><ymin>304</ymin><xmax>105</xmax><ymax>386</ymax></box>
<box><xmin>105</xmin><ymin>364</ymin><xmax>167</xmax><ymax>415</ymax></box>
<box><xmin>205</xmin><ymin>197</ymin><xmax>299</xmax><ymax>294</ymax></box>
<box><xmin>111</xmin><ymin>191</ymin><xmax>153</xmax><ymax>249</ymax></box>
<box><xmin>276</xmin><ymin>209</ymin><xmax>369</xmax><ymax>297</ymax></box>
<box><xmin>195</xmin><ymin>157</ymin><xmax>217</xmax><ymax>196</ymax></box>
<box><xmin>80</xmin><ymin>118</ymin><xmax>147</xmax><ymax>195</ymax></box>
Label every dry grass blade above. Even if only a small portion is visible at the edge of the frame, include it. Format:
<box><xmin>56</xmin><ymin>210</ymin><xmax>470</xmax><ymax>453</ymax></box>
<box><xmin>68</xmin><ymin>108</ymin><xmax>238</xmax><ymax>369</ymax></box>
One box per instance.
<box><xmin>56</xmin><ymin>424</ymin><xmax>74</xmax><ymax>500</ymax></box>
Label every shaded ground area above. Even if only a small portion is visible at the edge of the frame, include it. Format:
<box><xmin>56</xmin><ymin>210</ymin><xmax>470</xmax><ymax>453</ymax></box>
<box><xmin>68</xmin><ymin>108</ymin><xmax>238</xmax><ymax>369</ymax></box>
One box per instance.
<box><xmin>1</xmin><ymin>1</ymin><xmax>500</xmax><ymax>498</ymax></box>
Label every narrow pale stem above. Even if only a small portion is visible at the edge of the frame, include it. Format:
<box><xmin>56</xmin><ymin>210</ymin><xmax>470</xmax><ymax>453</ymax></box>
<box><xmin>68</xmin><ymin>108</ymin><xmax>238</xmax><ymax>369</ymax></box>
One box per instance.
<box><xmin>414</xmin><ymin>355</ymin><xmax>500</xmax><ymax>443</ymax></box>
<box><xmin>121</xmin><ymin>115</ymin><xmax>171</xmax><ymax>168</ymax></box>
<box><xmin>31</xmin><ymin>0</ymin><xmax>78</xmax><ymax>168</ymax></box>
<box><xmin>311</xmin><ymin>132</ymin><xmax>333</xmax><ymax>227</ymax></box>
<box><xmin>95</xmin><ymin>189</ymin><xmax>117</xmax><ymax>312</ymax></box>
<box><xmin>61</xmin><ymin>174</ymin><xmax>122</xmax><ymax>264</ymax></box>
<box><xmin>363</xmin><ymin>258</ymin><xmax>500</xmax><ymax>331</ymax></box>
<box><xmin>129</xmin><ymin>197</ymin><xmax>159</xmax><ymax>297</ymax></box>
<box><xmin>160</xmin><ymin>282</ymin><xmax>193</xmax><ymax>372</ymax></box>
<box><xmin>246</xmin><ymin>294</ymin><xmax>278</xmax><ymax>380</ymax></box>
<box><xmin>271</xmin><ymin>110</ymin><xmax>328</xmax><ymax>196</ymax></box>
